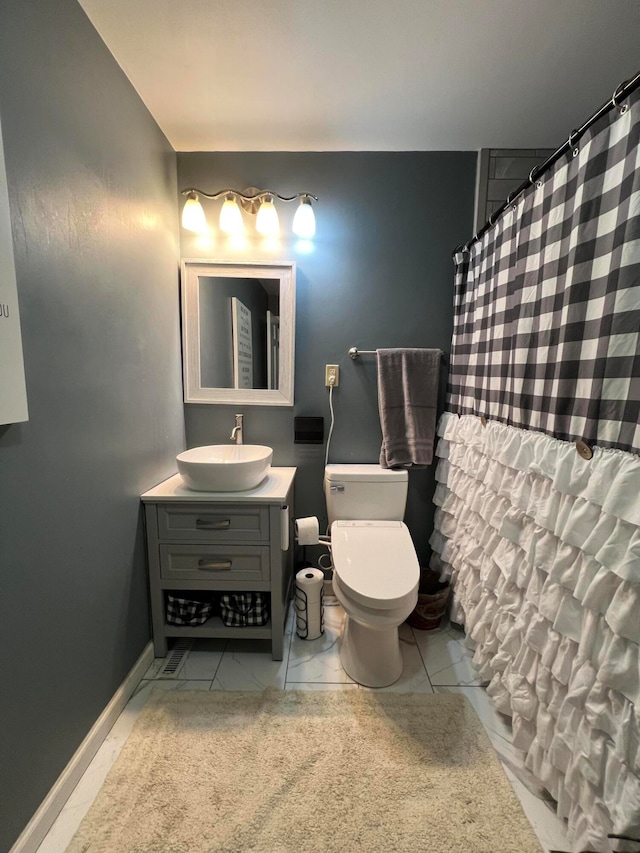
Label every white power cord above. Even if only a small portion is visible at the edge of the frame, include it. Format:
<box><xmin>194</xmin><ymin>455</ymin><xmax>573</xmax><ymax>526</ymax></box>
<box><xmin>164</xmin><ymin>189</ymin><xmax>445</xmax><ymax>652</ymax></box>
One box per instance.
<box><xmin>321</xmin><ymin>379</ymin><xmax>340</xmax><ymax>606</ymax></box>
<box><xmin>325</xmin><ymin>381</ymin><xmax>335</xmax><ymax>468</ymax></box>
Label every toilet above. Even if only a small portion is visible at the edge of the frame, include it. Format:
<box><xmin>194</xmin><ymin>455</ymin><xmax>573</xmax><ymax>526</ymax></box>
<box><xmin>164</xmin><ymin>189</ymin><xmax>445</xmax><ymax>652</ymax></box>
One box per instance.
<box><xmin>323</xmin><ymin>464</ymin><xmax>420</xmax><ymax>687</ymax></box>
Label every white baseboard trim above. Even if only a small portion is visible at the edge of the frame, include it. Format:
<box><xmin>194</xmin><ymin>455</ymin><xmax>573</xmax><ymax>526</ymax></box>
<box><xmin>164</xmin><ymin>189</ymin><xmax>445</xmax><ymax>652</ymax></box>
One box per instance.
<box><xmin>10</xmin><ymin>641</ymin><xmax>154</xmax><ymax>853</ymax></box>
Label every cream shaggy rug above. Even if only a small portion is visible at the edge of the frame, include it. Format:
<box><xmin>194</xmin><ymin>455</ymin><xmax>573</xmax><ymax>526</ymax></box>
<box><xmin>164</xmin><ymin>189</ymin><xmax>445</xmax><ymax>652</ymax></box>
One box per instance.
<box><xmin>68</xmin><ymin>688</ymin><xmax>542</xmax><ymax>853</ymax></box>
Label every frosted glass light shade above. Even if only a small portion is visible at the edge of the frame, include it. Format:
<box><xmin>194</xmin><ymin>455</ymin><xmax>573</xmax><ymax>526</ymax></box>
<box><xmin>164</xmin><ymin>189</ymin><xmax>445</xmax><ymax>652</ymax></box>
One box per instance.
<box><xmin>181</xmin><ymin>195</ymin><xmax>207</xmax><ymax>232</ymax></box>
<box><xmin>219</xmin><ymin>196</ymin><xmax>244</xmax><ymax>234</ymax></box>
<box><xmin>292</xmin><ymin>198</ymin><xmax>316</xmax><ymax>237</ymax></box>
<box><xmin>256</xmin><ymin>197</ymin><xmax>279</xmax><ymax>236</ymax></box>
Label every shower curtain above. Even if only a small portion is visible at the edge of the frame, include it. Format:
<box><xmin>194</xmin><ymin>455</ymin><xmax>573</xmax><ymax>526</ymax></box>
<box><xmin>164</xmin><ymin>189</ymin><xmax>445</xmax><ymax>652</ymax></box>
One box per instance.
<box><xmin>431</xmin><ymin>85</ymin><xmax>640</xmax><ymax>851</ymax></box>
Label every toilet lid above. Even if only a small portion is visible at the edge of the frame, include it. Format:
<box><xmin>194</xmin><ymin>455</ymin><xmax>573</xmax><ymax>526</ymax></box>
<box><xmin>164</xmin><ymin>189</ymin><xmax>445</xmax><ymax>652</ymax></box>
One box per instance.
<box><xmin>330</xmin><ymin>521</ymin><xmax>419</xmax><ymax>610</ymax></box>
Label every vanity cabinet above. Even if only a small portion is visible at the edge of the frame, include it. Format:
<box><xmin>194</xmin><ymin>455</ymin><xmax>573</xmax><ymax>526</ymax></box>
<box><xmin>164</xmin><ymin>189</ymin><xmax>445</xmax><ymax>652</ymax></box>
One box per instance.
<box><xmin>141</xmin><ymin>468</ymin><xmax>295</xmax><ymax>661</ymax></box>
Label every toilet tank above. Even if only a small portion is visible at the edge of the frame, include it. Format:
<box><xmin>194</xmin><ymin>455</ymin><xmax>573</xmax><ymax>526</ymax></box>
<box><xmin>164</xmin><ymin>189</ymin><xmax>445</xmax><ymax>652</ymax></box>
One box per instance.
<box><xmin>324</xmin><ymin>464</ymin><xmax>408</xmax><ymax>525</ymax></box>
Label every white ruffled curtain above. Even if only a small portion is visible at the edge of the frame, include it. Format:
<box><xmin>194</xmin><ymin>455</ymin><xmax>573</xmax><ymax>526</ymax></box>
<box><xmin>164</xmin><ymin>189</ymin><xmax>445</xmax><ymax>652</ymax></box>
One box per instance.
<box><xmin>431</xmin><ymin>413</ymin><xmax>640</xmax><ymax>852</ymax></box>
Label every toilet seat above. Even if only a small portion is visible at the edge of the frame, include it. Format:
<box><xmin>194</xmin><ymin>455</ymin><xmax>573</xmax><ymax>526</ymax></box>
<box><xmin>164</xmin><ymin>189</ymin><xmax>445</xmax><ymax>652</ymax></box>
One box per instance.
<box><xmin>332</xmin><ymin>573</ymin><xmax>415</xmax><ymax>627</ymax></box>
<box><xmin>330</xmin><ymin>520</ymin><xmax>419</xmax><ymax>611</ymax></box>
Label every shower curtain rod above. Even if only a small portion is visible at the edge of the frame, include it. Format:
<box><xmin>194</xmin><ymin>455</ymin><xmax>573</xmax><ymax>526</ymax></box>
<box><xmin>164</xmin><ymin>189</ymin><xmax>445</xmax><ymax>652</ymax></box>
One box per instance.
<box><xmin>454</xmin><ymin>70</ymin><xmax>640</xmax><ymax>255</ymax></box>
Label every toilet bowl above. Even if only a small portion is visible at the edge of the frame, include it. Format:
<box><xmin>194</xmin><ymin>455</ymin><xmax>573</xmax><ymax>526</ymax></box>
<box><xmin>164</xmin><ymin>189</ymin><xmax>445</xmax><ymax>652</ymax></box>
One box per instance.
<box><xmin>330</xmin><ymin>520</ymin><xmax>419</xmax><ymax>687</ymax></box>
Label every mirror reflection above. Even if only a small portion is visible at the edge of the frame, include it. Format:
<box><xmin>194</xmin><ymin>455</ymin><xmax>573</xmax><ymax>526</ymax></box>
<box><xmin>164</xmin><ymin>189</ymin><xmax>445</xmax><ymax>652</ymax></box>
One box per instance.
<box><xmin>181</xmin><ymin>260</ymin><xmax>295</xmax><ymax>406</ymax></box>
<box><xmin>198</xmin><ymin>276</ymin><xmax>280</xmax><ymax>390</ymax></box>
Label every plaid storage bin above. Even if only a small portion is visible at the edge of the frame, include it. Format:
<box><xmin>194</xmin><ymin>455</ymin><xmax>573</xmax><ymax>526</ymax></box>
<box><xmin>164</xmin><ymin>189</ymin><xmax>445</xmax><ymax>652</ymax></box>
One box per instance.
<box><xmin>220</xmin><ymin>593</ymin><xmax>269</xmax><ymax>627</ymax></box>
<box><xmin>166</xmin><ymin>592</ymin><xmax>214</xmax><ymax>626</ymax></box>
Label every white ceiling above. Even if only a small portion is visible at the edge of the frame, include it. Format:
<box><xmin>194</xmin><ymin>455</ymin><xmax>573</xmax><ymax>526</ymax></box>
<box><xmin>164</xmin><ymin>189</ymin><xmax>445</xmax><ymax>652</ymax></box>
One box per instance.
<box><xmin>78</xmin><ymin>0</ymin><xmax>640</xmax><ymax>152</ymax></box>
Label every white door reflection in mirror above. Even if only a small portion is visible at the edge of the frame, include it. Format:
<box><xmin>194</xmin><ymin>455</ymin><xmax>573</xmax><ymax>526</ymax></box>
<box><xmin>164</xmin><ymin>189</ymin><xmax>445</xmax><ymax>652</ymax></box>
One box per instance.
<box><xmin>267</xmin><ymin>311</ymin><xmax>280</xmax><ymax>390</ymax></box>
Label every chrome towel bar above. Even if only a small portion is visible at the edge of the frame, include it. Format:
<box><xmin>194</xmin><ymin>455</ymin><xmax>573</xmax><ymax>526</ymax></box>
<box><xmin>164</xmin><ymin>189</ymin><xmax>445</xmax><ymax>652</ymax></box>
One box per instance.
<box><xmin>348</xmin><ymin>347</ymin><xmax>446</xmax><ymax>361</ymax></box>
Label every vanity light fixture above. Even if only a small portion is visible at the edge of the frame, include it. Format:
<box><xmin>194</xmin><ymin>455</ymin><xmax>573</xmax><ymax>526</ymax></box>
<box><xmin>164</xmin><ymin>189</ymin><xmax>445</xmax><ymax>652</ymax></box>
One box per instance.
<box><xmin>255</xmin><ymin>194</ymin><xmax>279</xmax><ymax>236</ymax></box>
<box><xmin>180</xmin><ymin>187</ymin><xmax>317</xmax><ymax>238</ymax></box>
<box><xmin>219</xmin><ymin>194</ymin><xmax>244</xmax><ymax>234</ymax></box>
<box><xmin>292</xmin><ymin>196</ymin><xmax>316</xmax><ymax>238</ymax></box>
<box><xmin>181</xmin><ymin>192</ymin><xmax>208</xmax><ymax>233</ymax></box>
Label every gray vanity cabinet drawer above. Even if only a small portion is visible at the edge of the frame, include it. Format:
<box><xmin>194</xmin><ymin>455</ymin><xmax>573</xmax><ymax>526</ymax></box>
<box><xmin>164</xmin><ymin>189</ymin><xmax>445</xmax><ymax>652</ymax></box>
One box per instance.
<box><xmin>159</xmin><ymin>544</ymin><xmax>270</xmax><ymax>582</ymax></box>
<box><xmin>157</xmin><ymin>504</ymin><xmax>269</xmax><ymax>542</ymax></box>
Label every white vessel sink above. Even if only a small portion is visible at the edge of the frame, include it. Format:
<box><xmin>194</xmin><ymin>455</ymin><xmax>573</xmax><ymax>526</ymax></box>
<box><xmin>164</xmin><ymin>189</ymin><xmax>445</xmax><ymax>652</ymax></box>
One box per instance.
<box><xmin>176</xmin><ymin>445</ymin><xmax>273</xmax><ymax>492</ymax></box>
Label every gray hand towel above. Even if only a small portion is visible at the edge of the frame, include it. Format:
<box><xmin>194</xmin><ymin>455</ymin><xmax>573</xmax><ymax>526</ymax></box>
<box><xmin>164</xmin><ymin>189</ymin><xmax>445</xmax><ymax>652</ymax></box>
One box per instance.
<box><xmin>377</xmin><ymin>348</ymin><xmax>441</xmax><ymax>469</ymax></box>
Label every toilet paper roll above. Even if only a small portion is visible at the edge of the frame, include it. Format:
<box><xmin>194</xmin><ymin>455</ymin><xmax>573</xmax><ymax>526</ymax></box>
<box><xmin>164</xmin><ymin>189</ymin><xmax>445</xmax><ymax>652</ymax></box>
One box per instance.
<box><xmin>295</xmin><ymin>567</ymin><xmax>324</xmax><ymax>640</ymax></box>
<box><xmin>295</xmin><ymin>516</ymin><xmax>320</xmax><ymax>546</ymax></box>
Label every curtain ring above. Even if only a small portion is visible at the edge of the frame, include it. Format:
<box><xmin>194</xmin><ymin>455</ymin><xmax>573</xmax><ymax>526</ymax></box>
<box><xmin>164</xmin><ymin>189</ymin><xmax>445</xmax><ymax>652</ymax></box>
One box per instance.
<box><xmin>568</xmin><ymin>129</ymin><xmax>580</xmax><ymax>157</ymax></box>
<box><xmin>506</xmin><ymin>190</ymin><xmax>520</xmax><ymax>210</ymax></box>
<box><xmin>612</xmin><ymin>80</ymin><xmax>629</xmax><ymax>114</ymax></box>
<box><xmin>529</xmin><ymin>165</ymin><xmax>542</xmax><ymax>188</ymax></box>
<box><xmin>454</xmin><ymin>241</ymin><xmax>471</xmax><ymax>255</ymax></box>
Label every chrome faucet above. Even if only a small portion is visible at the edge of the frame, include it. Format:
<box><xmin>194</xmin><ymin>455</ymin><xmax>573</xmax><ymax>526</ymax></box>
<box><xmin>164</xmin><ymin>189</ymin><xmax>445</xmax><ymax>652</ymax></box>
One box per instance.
<box><xmin>230</xmin><ymin>413</ymin><xmax>244</xmax><ymax>445</ymax></box>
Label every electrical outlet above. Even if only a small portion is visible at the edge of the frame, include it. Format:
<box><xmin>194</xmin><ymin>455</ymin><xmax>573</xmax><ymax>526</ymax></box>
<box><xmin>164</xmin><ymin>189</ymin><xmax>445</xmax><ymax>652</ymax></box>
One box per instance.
<box><xmin>325</xmin><ymin>364</ymin><xmax>340</xmax><ymax>387</ymax></box>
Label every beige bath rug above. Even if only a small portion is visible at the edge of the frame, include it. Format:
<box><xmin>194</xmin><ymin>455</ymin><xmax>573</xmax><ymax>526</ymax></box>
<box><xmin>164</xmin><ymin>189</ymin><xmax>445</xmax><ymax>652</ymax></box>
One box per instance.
<box><xmin>68</xmin><ymin>688</ymin><xmax>542</xmax><ymax>852</ymax></box>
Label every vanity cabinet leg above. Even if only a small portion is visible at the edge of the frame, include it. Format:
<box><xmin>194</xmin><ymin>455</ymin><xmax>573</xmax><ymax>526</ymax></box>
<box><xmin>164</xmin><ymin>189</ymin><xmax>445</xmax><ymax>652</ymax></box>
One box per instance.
<box><xmin>270</xmin><ymin>593</ymin><xmax>284</xmax><ymax>661</ymax></box>
<box><xmin>271</xmin><ymin>631</ymin><xmax>284</xmax><ymax>661</ymax></box>
<box><xmin>153</xmin><ymin>634</ymin><xmax>168</xmax><ymax>658</ymax></box>
<box><xmin>144</xmin><ymin>504</ymin><xmax>168</xmax><ymax>660</ymax></box>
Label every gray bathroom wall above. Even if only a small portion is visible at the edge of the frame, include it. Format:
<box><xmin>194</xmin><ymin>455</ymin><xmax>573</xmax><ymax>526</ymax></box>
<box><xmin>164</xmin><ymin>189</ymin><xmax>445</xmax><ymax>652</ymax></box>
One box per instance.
<box><xmin>178</xmin><ymin>152</ymin><xmax>476</xmax><ymax>564</ymax></box>
<box><xmin>0</xmin><ymin>1</ymin><xmax>184</xmax><ymax>848</ymax></box>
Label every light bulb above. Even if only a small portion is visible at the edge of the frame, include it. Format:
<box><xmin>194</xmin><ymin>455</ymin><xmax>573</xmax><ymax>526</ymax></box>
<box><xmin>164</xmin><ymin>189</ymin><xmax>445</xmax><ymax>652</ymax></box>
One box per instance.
<box><xmin>181</xmin><ymin>194</ymin><xmax>207</xmax><ymax>233</ymax></box>
<box><xmin>256</xmin><ymin>196</ymin><xmax>279</xmax><ymax>236</ymax></box>
<box><xmin>219</xmin><ymin>195</ymin><xmax>244</xmax><ymax>234</ymax></box>
<box><xmin>292</xmin><ymin>197</ymin><xmax>316</xmax><ymax>238</ymax></box>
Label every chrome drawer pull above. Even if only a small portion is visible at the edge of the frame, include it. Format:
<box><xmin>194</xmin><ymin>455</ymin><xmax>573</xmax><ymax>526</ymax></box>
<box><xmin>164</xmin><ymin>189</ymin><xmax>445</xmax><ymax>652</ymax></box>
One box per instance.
<box><xmin>197</xmin><ymin>560</ymin><xmax>232</xmax><ymax>571</ymax></box>
<box><xmin>195</xmin><ymin>518</ymin><xmax>231</xmax><ymax>529</ymax></box>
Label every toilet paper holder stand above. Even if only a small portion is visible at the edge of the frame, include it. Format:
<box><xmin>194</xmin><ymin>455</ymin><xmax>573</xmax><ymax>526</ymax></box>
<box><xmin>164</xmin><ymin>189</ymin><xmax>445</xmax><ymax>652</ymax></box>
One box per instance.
<box><xmin>294</xmin><ymin>514</ymin><xmax>331</xmax><ymax>546</ymax></box>
<box><xmin>294</xmin><ymin>581</ymin><xmax>324</xmax><ymax>639</ymax></box>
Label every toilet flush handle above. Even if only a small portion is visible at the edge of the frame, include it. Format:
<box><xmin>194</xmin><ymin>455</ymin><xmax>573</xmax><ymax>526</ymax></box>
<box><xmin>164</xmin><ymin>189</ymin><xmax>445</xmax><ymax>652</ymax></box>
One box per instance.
<box><xmin>330</xmin><ymin>484</ymin><xmax>344</xmax><ymax>493</ymax></box>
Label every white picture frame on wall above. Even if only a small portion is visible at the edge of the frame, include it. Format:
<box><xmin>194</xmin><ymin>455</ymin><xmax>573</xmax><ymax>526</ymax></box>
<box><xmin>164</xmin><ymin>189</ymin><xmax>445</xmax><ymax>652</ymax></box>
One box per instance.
<box><xmin>0</xmin><ymin>113</ymin><xmax>28</xmax><ymax>425</ymax></box>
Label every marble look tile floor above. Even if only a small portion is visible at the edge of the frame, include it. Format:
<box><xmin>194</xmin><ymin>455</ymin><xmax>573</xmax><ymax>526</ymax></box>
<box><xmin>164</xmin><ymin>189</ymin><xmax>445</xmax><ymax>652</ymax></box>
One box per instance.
<box><xmin>37</xmin><ymin>602</ymin><xmax>570</xmax><ymax>853</ymax></box>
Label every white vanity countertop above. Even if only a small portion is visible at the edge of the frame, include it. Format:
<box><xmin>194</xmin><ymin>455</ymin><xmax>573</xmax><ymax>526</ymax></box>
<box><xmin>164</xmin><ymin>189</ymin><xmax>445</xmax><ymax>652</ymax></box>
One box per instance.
<box><xmin>141</xmin><ymin>467</ymin><xmax>296</xmax><ymax>504</ymax></box>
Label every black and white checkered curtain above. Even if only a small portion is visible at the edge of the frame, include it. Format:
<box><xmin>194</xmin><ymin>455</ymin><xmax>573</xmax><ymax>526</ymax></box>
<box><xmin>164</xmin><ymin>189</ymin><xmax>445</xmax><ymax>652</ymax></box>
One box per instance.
<box><xmin>447</xmin><ymin>87</ymin><xmax>640</xmax><ymax>454</ymax></box>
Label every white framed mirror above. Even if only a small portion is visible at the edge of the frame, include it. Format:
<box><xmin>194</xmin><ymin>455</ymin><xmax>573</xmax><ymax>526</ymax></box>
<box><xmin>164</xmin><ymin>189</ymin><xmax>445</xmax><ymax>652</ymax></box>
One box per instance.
<box><xmin>181</xmin><ymin>259</ymin><xmax>295</xmax><ymax>406</ymax></box>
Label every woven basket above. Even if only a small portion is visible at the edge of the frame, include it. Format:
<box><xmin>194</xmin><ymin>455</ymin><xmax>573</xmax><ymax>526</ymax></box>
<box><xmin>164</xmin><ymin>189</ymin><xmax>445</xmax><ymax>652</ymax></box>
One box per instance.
<box><xmin>406</xmin><ymin>569</ymin><xmax>450</xmax><ymax>631</ymax></box>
